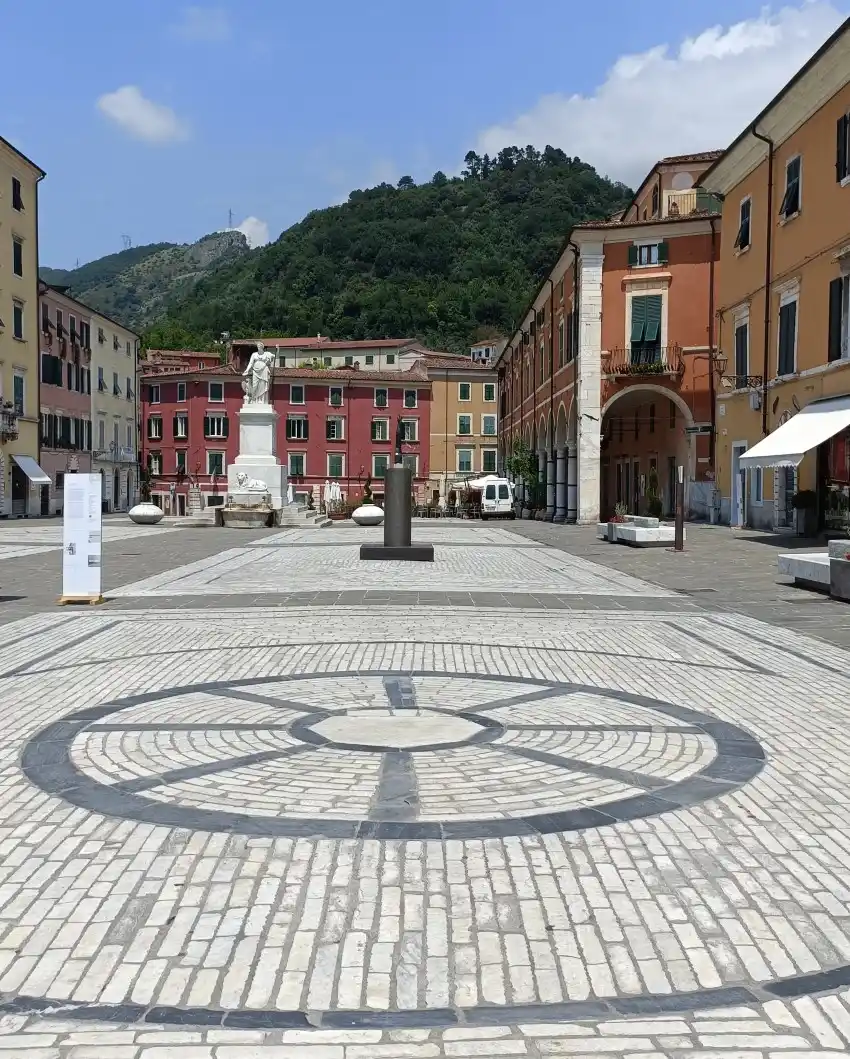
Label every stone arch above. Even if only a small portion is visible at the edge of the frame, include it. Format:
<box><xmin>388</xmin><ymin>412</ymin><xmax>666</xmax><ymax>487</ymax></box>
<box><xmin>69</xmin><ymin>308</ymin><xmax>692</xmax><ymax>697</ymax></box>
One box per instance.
<box><xmin>601</xmin><ymin>383</ymin><xmax>693</xmax><ymax>427</ymax></box>
<box><xmin>600</xmin><ymin>384</ymin><xmax>695</xmax><ymax>520</ymax></box>
<box><xmin>554</xmin><ymin>402</ymin><xmax>569</xmax><ymax>448</ymax></box>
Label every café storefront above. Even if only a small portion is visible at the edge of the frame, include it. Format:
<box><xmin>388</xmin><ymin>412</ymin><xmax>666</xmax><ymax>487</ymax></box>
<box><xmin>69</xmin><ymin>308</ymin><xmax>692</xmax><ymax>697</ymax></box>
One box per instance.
<box><xmin>739</xmin><ymin>394</ymin><xmax>850</xmax><ymax>535</ymax></box>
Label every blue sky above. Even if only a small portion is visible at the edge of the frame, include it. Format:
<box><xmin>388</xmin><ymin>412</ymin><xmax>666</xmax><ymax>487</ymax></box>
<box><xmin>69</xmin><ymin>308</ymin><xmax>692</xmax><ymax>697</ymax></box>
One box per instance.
<box><xmin>1</xmin><ymin>0</ymin><xmax>845</xmax><ymax>267</ymax></box>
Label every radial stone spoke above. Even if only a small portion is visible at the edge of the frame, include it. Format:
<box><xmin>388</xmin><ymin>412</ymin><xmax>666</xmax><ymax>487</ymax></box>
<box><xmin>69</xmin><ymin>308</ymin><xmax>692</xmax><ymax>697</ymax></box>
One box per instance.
<box><xmin>490</xmin><ymin>743</ymin><xmax>670</xmax><ymax>790</ymax></box>
<box><xmin>111</xmin><ymin>744</ymin><xmax>312</xmax><ymax>793</ymax></box>
<box><xmin>369</xmin><ymin>750</ymin><xmax>418</xmax><ymax>820</ymax></box>
<box><xmin>88</xmin><ymin>723</ymin><xmax>294</xmax><ymax>732</ymax></box>
<box><xmin>470</xmin><ymin>686</ymin><xmax>571</xmax><ymax>714</ymax></box>
<box><xmin>203</xmin><ymin>688</ymin><xmax>320</xmax><ymax>712</ymax></box>
<box><xmin>505</xmin><ymin>723</ymin><xmax>704</xmax><ymax>733</ymax></box>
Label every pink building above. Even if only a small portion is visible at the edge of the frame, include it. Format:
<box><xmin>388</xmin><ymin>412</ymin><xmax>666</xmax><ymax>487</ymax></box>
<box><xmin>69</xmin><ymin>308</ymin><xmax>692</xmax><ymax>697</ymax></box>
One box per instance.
<box><xmin>38</xmin><ymin>283</ymin><xmax>93</xmax><ymax>514</ymax></box>
<box><xmin>140</xmin><ymin>360</ymin><xmax>432</xmax><ymax>514</ymax></box>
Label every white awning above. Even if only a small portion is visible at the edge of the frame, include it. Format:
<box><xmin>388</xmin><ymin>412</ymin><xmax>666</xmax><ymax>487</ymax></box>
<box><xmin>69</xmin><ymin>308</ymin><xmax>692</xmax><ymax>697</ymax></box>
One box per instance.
<box><xmin>11</xmin><ymin>455</ymin><xmax>50</xmax><ymax>485</ymax></box>
<box><xmin>740</xmin><ymin>395</ymin><xmax>850</xmax><ymax>468</ymax></box>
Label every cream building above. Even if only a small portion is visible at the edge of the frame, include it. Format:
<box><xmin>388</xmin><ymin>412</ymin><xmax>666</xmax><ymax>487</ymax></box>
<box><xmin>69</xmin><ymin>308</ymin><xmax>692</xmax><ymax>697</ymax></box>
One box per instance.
<box><xmin>0</xmin><ymin>135</ymin><xmax>47</xmax><ymax>516</ymax></box>
<box><xmin>89</xmin><ymin>309</ymin><xmax>140</xmax><ymax>511</ymax></box>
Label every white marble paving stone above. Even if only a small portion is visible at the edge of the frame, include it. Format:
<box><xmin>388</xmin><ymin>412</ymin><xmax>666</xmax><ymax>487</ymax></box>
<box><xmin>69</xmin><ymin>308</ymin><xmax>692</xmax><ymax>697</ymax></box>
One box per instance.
<box><xmin>0</xmin><ymin>522</ymin><xmax>847</xmax><ymax>1057</ymax></box>
<box><xmin>110</xmin><ymin>542</ymin><xmax>671</xmax><ymax>597</ymax></box>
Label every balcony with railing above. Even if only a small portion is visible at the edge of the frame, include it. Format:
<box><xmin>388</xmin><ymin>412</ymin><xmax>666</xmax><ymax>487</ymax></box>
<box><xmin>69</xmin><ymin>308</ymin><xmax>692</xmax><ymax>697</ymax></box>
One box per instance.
<box><xmin>0</xmin><ymin>405</ymin><xmax>19</xmax><ymax>442</ymax></box>
<box><xmin>662</xmin><ymin>188</ymin><xmax>722</xmax><ymax>218</ymax></box>
<box><xmin>602</xmin><ymin>344</ymin><xmax>684</xmax><ymax>379</ymax></box>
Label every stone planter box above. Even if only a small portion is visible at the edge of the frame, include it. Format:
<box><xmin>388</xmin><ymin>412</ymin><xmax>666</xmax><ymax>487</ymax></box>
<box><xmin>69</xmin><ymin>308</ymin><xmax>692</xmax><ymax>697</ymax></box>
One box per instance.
<box><xmin>830</xmin><ymin>554</ymin><xmax>850</xmax><ymax>602</ymax></box>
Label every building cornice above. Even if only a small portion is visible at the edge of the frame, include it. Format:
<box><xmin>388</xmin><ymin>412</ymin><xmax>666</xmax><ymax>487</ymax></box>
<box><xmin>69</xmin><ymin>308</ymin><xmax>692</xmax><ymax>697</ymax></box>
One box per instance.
<box><xmin>701</xmin><ymin>19</ymin><xmax>850</xmax><ymax>195</ymax></box>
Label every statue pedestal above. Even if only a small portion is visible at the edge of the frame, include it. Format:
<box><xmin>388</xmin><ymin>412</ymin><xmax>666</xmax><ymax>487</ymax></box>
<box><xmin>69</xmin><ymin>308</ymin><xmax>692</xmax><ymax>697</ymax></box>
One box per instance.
<box><xmin>227</xmin><ymin>404</ymin><xmax>288</xmax><ymax>510</ymax></box>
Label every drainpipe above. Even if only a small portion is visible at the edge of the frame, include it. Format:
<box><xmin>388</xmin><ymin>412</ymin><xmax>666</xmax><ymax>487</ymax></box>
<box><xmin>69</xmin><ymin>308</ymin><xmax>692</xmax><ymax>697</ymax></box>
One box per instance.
<box><xmin>708</xmin><ymin>217</ymin><xmax>718</xmax><ymax>469</ymax></box>
<box><xmin>444</xmin><ymin>368</ymin><xmax>449</xmax><ymax>498</ymax></box>
<box><xmin>751</xmin><ymin>124</ymin><xmax>774</xmax><ymax>436</ymax></box>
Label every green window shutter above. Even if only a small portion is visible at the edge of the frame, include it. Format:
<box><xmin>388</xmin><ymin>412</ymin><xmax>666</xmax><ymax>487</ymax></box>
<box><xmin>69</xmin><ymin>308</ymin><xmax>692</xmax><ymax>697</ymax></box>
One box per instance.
<box><xmin>630</xmin><ymin>297</ymin><xmax>647</xmax><ymax>343</ymax></box>
<box><xmin>627</xmin><ymin>245</ymin><xmax>638</xmax><ymax>267</ymax></box>
<box><xmin>657</xmin><ymin>241</ymin><xmax>669</xmax><ymax>265</ymax></box>
<box><xmin>302</xmin><ymin>418</ymin><xmax>309</xmax><ymax>441</ymax></box>
<box><xmin>643</xmin><ymin>295</ymin><xmax>662</xmax><ymax>343</ymax></box>
<box><xmin>837</xmin><ymin>115</ymin><xmax>849</xmax><ymax>182</ymax></box>
<box><xmin>828</xmin><ymin>277</ymin><xmax>843</xmax><ymax>362</ymax></box>
<box><xmin>203</xmin><ymin>415</ymin><xmax>210</xmax><ymax>438</ymax></box>
<box><xmin>222</xmin><ymin>416</ymin><xmax>229</xmax><ymax>438</ymax></box>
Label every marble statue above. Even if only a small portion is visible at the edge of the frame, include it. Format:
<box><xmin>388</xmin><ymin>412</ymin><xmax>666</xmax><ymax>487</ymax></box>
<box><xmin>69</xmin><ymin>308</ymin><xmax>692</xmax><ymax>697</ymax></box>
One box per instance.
<box><xmin>235</xmin><ymin>471</ymin><xmax>269</xmax><ymax>492</ymax></box>
<box><xmin>242</xmin><ymin>342</ymin><xmax>275</xmax><ymax>405</ymax></box>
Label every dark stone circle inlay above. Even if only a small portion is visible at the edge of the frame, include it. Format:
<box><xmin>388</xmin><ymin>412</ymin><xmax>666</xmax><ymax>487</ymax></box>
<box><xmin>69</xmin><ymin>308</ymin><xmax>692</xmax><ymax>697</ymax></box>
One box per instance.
<box><xmin>21</xmin><ymin>669</ymin><xmax>766</xmax><ymax>841</ymax></box>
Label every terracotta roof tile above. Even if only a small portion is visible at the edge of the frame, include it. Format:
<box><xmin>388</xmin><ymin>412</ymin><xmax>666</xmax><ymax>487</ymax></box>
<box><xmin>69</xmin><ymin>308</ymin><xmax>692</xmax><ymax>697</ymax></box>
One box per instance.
<box><xmin>658</xmin><ymin>150</ymin><xmax>724</xmax><ymax>165</ymax></box>
<box><xmin>140</xmin><ymin>363</ymin><xmax>431</xmax><ymax>384</ymax></box>
<box><xmin>573</xmin><ymin>208</ymin><xmax>720</xmax><ymax>230</ymax></box>
<box><xmin>233</xmin><ymin>337</ymin><xmax>417</xmax><ymax>350</ymax></box>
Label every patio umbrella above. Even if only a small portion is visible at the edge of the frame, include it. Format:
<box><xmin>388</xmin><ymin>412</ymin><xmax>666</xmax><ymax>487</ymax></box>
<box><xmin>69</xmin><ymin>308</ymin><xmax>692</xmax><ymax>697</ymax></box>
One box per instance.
<box><xmin>323</xmin><ymin>480</ymin><xmax>332</xmax><ymax>509</ymax></box>
<box><xmin>286</xmin><ymin>482</ymin><xmax>294</xmax><ymax>505</ymax></box>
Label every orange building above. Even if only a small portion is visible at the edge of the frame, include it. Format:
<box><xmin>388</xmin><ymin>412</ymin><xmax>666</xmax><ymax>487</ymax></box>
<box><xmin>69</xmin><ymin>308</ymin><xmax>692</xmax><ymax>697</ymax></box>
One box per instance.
<box><xmin>497</xmin><ymin>155</ymin><xmax>723</xmax><ymax>523</ymax></box>
<box><xmin>700</xmin><ymin>17</ymin><xmax>850</xmax><ymax>532</ymax></box>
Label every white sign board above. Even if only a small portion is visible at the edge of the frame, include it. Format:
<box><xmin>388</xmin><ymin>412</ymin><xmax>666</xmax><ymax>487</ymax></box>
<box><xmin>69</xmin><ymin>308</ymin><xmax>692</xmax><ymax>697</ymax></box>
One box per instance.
<box><xmin>62</xmin><ymin>473</ymin><xmax>103</xmax><ymax>601</ymax></box>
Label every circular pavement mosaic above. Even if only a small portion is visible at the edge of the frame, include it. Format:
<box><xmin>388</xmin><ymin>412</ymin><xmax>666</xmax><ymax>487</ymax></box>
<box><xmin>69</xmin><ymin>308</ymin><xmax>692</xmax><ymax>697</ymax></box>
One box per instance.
<box><xmin>23</xmin><ymin>669</ymin><xmax>765</xmax><ymax>840</ymax></box>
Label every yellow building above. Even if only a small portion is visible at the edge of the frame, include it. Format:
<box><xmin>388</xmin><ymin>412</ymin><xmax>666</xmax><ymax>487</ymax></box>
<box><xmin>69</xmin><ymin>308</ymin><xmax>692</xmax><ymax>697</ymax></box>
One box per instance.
<box><xmin>701</xmin><ymin>18</ymin><xmax>850</xmax><ymax>532</ymax></box>
<box><xmin>0</xmin><ymin>135</ymin><xmax>46</xmax><ymax>516</ymax></box>
<box><xmin>89</xmin><ymin>309</ymin><xmax>140</xmax><ymax>512</ymax></box>
<box><xmin>421</xmin><ymin>354</ymin><xmax>499</xmax><ymax>501</ymax></box>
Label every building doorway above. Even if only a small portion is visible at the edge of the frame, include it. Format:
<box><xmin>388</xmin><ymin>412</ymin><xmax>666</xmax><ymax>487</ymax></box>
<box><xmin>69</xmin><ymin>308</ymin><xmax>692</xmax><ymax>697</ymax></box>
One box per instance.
<box><xmin>731</xmin><ymin>444</ymin><xmax>747</xmax><ymax>527</ymax></box>
<box><xmin>113</xmin><ymin>471</ymin><xmax>120</xmax><ymax>511</ymax></box>
<box><xmin>10</xmin><ymin>463</ymin><xmax>28</xmax><ymax>516</ymax></box>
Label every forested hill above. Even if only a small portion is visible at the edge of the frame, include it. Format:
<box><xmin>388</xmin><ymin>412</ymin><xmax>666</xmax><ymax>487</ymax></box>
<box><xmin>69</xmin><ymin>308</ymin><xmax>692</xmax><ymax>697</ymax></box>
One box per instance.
<box><xmin>146</xmin><ymin>147</ymin><xmax>632</xmax><ymax>354</ymax></box>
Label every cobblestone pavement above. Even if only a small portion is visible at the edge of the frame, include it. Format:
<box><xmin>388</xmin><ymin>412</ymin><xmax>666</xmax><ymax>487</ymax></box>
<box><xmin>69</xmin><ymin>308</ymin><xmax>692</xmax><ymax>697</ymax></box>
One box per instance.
<box><xmin>2</xmin><ymin>522</ymin><xmax>850</xmax><ymax>1055</ymax></box>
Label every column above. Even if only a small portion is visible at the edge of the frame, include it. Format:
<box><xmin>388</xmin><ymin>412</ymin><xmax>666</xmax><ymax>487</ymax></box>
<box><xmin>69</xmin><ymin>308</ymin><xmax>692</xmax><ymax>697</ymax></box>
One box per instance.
<box><xmin>576</xmin><ymin>245</ymin><xmax>604</xmax><ymax>524</ymax></box>
<box><xmin>566</xmin><ymin>442</ymin><xmax>578</xmax><ymax>523</ymax></box>
<box><xmin>554</xmin><ymin>448</ymin><xmax>567</xmax><ymax>523</ymax></box>
<box><xmin>545</xmin><ymin>452</ymin><xmax>556</xmax><ymax>520</ymax></box>
<box><xmin>537</xmin><ymin>453</ymin><xmax>545</xmax><ymax>518</ymax></box>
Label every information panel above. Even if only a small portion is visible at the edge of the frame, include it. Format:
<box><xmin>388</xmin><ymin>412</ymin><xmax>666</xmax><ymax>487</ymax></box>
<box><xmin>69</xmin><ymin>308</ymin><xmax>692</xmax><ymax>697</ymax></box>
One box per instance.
<box><xmin>61</xmin><ymin>473</ymin><xmax>103</xmax><ymax>602</ymax></box>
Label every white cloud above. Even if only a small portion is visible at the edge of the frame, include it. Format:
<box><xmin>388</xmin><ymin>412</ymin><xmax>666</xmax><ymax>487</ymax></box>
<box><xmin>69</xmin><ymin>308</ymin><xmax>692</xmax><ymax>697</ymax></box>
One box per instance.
<box><xmin>171</xmin><ymin>6</ymin><xmax>231</xmax><ymax>41</ymax></box>
<box><xmin>475</xmin><ymin>1</ymin><xmax>846</xmax><ymax>187</ymax></box>
<box><xmin>227</xmin><ymin>216</ymin><xmax>270</xmax><ymax>247</ymax></box>
<box><xmin>96</xmin><ymin>86</ymin><xmax>188</xmax><ymax>144</ymax></box>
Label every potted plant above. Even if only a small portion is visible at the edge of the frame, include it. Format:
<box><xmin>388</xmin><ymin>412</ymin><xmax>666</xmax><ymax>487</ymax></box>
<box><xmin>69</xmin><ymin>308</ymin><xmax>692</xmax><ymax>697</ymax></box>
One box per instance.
<box><xmin>645</xmin><ymin>467</ymin><xmax>663</xmax><ymax>520</ymax></box>
<box><xmin>791</xmin><ymin>489</ymin><xmax>818</xmax><ymax>537</ymax></box>
<box><xmin>608</xmin><ymin>502</ymin><xmax>629</xmax><ymax>542</ymax></box>
<box><xmin>327</xmin><ymin>498</ymin><xmax>349</xmax><ymax>521</ymax></box>
<box><xmin>505</xmin><ymin>440</ymin><xmax>538</xmax><ymax>518</ymax></box>
<box><xmin>351</xmin><ymin>475</ymin><xmax>384</xmax><ymax>526</ymax></box>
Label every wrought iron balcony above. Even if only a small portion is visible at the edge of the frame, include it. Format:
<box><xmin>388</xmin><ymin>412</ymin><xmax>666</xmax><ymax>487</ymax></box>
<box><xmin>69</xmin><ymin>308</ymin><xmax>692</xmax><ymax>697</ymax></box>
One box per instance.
<box><xmin>603</xmin><ymin>344</ymin><xmax>684</xmax><ymax>378</ymax></box>
<box><xmin>721</xmin><ymin>374</ymin><xmax>764</xmax><ymax>391</ymax></box>
<box><xmin>0</xmin><ymin>406</ymin><xmax>19</xmax><ymax>442</ymax></box>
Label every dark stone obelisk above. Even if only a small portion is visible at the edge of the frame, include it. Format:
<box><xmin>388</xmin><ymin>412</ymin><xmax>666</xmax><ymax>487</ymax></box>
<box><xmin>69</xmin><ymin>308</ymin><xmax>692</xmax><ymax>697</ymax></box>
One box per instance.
<box><xmin>360</xmin><ymin>456</ymin><xmax>434</xmax><ymax>562</ymax></box>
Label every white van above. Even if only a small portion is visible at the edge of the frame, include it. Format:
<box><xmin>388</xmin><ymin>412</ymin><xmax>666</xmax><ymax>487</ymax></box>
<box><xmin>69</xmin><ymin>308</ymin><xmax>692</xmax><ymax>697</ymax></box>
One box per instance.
<box><xmin>469</xmin><ymin>475</ymin><xmax>515</xmax><ymax>519</ymax></box>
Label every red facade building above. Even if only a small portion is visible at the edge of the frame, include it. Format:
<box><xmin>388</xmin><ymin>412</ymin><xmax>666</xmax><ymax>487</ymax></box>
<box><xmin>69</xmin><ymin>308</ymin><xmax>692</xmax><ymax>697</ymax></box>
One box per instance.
<box><xmin>140</xmin><ymin>361</ymin><xmax>432</xmax><ymax>512</ymax></box>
